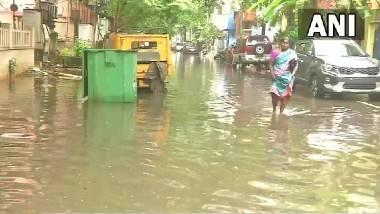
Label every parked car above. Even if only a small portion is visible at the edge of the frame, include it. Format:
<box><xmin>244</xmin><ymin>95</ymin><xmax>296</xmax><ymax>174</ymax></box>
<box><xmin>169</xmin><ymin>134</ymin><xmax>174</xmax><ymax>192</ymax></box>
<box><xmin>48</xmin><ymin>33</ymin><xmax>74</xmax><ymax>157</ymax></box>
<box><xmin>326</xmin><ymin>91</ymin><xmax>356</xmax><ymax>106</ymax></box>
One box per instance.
<box><xmin>175</xmin><ymin>42</ymin><xmax>185</xmax><ymax>52</ymax></box>
<box><xmin>182</xmin><ymin>43</ymin><xmax>199</xmax><ymax>55</ymax></box>
<box><xmin>214</xmin><ymin>49</ymin><xmax>227</xmax><ymax>60</ymax></box>
<box><xmin>294</xmin><ymin>38</ymin><xmax>380</xmax><ymax>100</ymax></box>
<box><xmin>233</xmin><ymin>35</ymin><xmax>272</xmax><ymax>71</ymax></box>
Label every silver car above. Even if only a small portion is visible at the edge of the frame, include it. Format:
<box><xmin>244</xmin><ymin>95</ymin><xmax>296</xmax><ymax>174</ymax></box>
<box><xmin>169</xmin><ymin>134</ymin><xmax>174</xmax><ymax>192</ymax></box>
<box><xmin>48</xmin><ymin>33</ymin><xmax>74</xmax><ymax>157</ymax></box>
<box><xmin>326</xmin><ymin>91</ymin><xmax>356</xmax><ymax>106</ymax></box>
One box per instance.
<box><xmin>295</xmin><ymin>38</ymin><xmax>380</xmax><ymax>100</ymax></box>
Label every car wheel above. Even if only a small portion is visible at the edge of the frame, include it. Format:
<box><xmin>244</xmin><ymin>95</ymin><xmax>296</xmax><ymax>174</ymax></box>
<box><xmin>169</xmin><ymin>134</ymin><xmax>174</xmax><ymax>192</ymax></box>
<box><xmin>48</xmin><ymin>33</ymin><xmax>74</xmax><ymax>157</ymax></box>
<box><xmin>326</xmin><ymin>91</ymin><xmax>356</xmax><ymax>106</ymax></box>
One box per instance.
<box><xmin>369</xmin><ymin>94</ymin><xmax>380</xmax><ymax>101</ymax></box>
<box><xmin>311</xmin><ymin>76</ymin><xmax>324</xmax><ymax>98</ymax></box>
<box><xmin>331</xmin><ymin>92</ymin><xmax>344</xmax><ymax>100</ymax></box>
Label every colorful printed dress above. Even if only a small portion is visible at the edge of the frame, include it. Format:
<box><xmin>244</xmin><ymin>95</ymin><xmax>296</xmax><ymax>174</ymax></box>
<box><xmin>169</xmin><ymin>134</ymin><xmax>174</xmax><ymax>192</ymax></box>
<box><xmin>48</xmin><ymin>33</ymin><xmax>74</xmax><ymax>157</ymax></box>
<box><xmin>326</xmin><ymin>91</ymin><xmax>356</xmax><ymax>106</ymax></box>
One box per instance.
<box><xmin>271</xmin><ymin>49</ymin><xmax>298</xmax><ymax>98</ymax></box>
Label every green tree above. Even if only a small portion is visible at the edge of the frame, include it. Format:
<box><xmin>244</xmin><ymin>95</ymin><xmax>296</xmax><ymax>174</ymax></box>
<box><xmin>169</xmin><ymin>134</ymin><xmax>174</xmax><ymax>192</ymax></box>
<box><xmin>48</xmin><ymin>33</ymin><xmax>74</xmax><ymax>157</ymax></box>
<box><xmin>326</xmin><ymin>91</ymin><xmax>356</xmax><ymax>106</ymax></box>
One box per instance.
<box><xmin>249</xmin><ymin>0</ymin><xmax>371</xmax><ymax>27</ymax></box>
<box><xmin>249</xmin><ymin>0</ymin><xmax>310</xmax><ymax>29</ymax></box>
<box><xmin>104</xmin><ymin>0</ymin><xmax>223</xmax><ymax>45</ymax></box>
<box><xmin>249</xmin><ymin>0</ymin><xmax>372</xmax><ymax>44</ymax></box>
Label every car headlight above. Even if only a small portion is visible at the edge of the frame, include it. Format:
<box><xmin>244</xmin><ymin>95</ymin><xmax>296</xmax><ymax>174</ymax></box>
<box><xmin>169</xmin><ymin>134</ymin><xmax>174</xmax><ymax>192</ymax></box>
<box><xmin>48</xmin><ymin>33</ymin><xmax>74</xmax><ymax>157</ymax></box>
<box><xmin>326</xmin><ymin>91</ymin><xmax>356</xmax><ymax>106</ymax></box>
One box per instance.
<box><xmin>321</xmin><ymin>64</ymin><xmax>339</xmax><ymax>76</ymax></box>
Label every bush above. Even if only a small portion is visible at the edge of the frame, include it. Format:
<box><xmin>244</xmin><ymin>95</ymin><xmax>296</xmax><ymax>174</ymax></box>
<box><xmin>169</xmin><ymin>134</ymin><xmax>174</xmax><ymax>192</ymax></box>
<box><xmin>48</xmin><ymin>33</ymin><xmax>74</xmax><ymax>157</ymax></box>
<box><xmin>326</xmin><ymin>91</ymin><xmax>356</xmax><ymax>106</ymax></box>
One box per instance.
<box><xmin>74</xmin><ymin>39</ymin><xmax>91</xmax><ymax>57</ymax></box>
<box><xmin>274</xmin><ymin>27</ymin><xmax>298</xmax><ymax>48</ymax></box>
<box><xmin>59</xmin><ymin>48</ymin><xmax>74</xmax><ymax>57</ymax></box>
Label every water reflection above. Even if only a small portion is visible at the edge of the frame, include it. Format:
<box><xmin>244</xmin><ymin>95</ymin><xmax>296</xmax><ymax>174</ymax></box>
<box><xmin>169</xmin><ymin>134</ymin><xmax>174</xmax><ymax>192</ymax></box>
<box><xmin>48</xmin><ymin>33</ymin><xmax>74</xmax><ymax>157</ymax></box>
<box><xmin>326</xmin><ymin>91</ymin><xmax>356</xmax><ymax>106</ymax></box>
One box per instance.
<box><xmin>84</xmin><ymin>102</ymin><xmax>136</xmax><ymax>144</ymax></box>
<box><xmin>8</xmin><ymin>75</ymin><xmax>16</xmax><ymax>93</ymax></box>
<box><xmin>1</xmin><ymin>55</ymin><xmax>380</xmax><ymax>213</ymax></box>
<box><xmin>0</xmin><ymin>76</ymin><xmax>66</xmax><ymax>213</ymax></box>
<box><xmin>135</xmin><ymin>94</ymin><xmax>171</xmax><ymax>180</ymax></box>
<box><xmin>268</xmin><ymin>115</ymin><xmax>290</xmax><ymax>166</ymax></box>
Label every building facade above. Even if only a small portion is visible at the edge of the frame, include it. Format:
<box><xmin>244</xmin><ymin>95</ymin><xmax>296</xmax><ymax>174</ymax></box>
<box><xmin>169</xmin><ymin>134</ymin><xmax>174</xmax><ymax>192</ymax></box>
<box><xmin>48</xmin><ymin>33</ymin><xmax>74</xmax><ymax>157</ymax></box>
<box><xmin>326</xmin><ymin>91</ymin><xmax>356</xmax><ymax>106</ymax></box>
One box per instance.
<box><xmin>55</xmin><ymin>0</ymin><xmax>110</xmax><ymax>48</ymax></box>
<box><xmin>0</xmin><ymin>0</ymin><xmax>38</xmax><ymax>80</ymax></box>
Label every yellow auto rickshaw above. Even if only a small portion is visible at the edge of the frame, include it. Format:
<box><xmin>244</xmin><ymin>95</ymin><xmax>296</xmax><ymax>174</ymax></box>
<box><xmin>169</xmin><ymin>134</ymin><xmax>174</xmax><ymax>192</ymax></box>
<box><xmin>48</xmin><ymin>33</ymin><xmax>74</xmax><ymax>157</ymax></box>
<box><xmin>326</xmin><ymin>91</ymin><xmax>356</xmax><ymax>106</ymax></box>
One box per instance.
<box><xmin>106</xmin><ymin>32</ymin><xmax>173</xmax><ymax>92</ymax></box>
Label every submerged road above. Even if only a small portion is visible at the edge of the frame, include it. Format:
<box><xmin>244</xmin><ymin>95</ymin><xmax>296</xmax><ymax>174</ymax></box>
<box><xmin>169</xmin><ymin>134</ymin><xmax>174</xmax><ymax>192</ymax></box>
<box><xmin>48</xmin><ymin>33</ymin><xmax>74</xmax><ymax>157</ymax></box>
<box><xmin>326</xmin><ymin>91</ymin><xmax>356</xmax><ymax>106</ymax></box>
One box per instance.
<box><xmin>0</xmin><ymin>53</ymin><xmax>379</xmax><ymax>213</ymax></box>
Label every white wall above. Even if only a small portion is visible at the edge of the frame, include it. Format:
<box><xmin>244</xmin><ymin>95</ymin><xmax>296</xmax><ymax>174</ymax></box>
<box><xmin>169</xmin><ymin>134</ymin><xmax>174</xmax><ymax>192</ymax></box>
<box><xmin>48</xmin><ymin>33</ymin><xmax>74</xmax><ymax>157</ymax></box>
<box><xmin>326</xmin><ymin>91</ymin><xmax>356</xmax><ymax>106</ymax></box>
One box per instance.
<box><xmin>211</xmin><ymin>10</ymin><xmax>229</xmax><ymax>31</ymax></box>
<box><xmin>78</xmin><ymin>23</ymin><xmax>94</xmax><ymax>43</ymax></box>
<box><xmin>211</xmin><ymin>0</ymin><xmax>239</xmax><ymax>31</ymax></box>
<box><xmin>95</xmin><ymin>17</ymin><xmax>109</xmax><ymax>42</ymax></box>
<box><xmin>55</xmin><ymin>0</ymin><xmax>70</xmax><ymax>39</ymax></box>
<box><xmin>0</xmin><ymin>13</ymin><xmax>12</xmax><ymax>24</ymax></box>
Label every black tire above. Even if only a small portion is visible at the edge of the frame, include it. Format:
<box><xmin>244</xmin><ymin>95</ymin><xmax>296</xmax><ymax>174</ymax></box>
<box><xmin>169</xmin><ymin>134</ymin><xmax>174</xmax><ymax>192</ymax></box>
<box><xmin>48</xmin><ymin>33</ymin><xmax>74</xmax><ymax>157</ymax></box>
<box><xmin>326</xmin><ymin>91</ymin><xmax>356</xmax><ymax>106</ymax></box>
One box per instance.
<box><xmin>310</xmin><ymin>76</ymin><xmax>325</xmax><ymax>98</ymax></box>
<box><xmin>330</xmin><ymin>92</ymin><xmax>345</xmax><ymax>100</ymax></box>
<box><xmin>369</xmin><ymin>94</ymin><xmax>380</xmax><ymax>101</ymax></box>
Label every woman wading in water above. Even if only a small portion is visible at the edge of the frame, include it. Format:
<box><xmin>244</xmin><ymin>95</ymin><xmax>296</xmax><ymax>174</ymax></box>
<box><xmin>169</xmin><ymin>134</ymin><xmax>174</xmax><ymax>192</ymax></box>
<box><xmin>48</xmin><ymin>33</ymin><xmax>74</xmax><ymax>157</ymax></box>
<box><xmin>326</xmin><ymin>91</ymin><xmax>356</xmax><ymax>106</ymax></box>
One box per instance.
<box><xmin>270</xmin><ymin>37</ymin><xmax>298</xmax><ymax>114</ymax></box>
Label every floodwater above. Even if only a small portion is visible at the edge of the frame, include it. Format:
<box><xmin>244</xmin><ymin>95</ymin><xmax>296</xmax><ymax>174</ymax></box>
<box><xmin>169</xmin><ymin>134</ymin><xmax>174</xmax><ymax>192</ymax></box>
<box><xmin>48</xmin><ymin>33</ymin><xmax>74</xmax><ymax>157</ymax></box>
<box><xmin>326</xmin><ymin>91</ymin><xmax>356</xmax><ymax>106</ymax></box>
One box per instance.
<box><xmin>0</xmin><ymin>53</ymin><xmax>379</xmax><ymax>213</ymax></box>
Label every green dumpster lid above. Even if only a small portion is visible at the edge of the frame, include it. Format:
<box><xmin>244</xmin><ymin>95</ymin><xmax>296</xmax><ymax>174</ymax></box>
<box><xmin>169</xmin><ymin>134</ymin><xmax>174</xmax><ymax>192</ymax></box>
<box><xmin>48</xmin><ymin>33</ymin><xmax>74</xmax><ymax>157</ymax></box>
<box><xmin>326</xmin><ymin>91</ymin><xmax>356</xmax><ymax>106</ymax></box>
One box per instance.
<box><xmin>85</xmin><ymin>49</ymin><xmax>138</xmax><ymax>52</ymax></box>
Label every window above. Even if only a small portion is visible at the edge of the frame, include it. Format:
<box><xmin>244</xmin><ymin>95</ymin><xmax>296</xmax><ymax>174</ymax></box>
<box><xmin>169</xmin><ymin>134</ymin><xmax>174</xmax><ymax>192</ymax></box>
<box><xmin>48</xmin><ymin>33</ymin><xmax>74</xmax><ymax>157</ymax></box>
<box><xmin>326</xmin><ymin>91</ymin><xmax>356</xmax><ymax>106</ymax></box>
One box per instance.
<box><xmin>296</xmin><ymin>41</ymin><xmax>313</xmax><ymax>55</ymax></box>
<box><xmin>247</xmin><ymin>35</ymin><xmax>269</xmax><ymax>42</ymax></box>
<box><xmin>131</xmin><ymin>41</ymin><xmax>158</xmax><ymax>50</ymax></box>
<box><xmin>313</xmin><ymin>40</ymin><xmax>366</xmax><ymax>57</ymax></box>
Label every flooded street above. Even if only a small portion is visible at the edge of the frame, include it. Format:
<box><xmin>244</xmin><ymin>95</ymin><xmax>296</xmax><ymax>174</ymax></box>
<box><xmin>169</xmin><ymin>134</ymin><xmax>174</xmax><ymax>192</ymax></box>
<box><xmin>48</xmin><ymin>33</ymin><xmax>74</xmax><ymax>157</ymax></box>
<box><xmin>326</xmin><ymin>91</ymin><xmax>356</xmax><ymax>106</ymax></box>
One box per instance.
<box><xmin>1</xmin><ymin>53</ymin><xmax>380</xmax><ymax>213</ymax></box>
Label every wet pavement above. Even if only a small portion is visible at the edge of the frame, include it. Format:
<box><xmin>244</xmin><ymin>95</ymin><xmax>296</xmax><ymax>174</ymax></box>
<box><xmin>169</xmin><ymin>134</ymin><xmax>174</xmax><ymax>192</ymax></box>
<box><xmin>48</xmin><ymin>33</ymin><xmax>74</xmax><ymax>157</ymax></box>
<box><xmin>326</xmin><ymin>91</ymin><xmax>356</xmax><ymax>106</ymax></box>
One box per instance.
<box><xmin>0</xmin><ymin>53</ymin><xmax>379</xmax><ymax>213</ymax></box>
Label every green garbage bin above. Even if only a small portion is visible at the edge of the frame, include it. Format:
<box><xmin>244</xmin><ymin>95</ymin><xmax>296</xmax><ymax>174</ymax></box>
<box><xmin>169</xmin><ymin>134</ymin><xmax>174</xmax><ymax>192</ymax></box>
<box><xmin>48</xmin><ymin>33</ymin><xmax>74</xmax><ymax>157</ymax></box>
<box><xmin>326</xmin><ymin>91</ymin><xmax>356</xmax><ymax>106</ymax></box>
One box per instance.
<box><xmin>83</xmin><ymin>49</ymin><xmax>137</xmax><ymax>102</ymax></box>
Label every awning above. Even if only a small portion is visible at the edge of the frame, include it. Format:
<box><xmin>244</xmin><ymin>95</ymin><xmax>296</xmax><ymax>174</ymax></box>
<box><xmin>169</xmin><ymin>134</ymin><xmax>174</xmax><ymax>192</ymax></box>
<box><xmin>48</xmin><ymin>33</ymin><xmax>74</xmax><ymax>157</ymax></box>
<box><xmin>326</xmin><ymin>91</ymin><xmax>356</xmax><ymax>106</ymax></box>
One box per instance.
<box><xmin>243</xmin><ymin>11</ymin><xmax>256</xmax><ymax>22</ymax></box>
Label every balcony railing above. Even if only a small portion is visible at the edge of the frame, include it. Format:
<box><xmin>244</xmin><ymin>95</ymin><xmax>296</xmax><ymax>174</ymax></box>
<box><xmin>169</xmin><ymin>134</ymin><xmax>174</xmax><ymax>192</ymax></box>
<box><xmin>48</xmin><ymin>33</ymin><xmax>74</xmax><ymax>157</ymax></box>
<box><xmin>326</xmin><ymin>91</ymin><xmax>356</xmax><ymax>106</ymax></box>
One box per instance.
<box><xmin>0</xmin><ymin>27</ymin><xmax>34</xmax><ymax>50</ymax></box>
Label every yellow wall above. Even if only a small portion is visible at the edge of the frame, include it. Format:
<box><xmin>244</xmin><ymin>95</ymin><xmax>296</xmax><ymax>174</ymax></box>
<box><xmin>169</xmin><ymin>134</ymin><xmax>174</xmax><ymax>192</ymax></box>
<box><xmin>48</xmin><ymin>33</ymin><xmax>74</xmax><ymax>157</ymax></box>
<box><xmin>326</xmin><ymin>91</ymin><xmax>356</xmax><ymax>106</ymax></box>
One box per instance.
<box><xmin>56</xmin><ymin>22</ymin><xmax>75</xmax><ymax>48</ymax></box>
<box><xmin>362</xmin><ymin>10</ymin><xmax>380</xmax><ymax>57</ymax></box>
<box><xmin>363</xmin><ymin>13</ymin><xmax>375</xmax><ymax>57</ymax></box>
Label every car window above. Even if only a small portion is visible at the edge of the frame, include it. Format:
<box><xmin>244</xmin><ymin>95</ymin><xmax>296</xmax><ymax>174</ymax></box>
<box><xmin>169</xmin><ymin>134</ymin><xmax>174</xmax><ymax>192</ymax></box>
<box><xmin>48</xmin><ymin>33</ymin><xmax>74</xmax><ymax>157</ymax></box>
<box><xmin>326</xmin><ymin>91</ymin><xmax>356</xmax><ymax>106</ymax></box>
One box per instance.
<box><xmin>248</xmin><ymin>35</ymin><xmax>270</xmax><ymax>42</ymax></box>
<box><xmin>247</xmin><ymin>35</ymin><xmax>270</xmax><ymax>46</ymax></box>
<box><xmin>313</xmin><ymin>40</ymin><xmax>366</xmax><ymax>57</ymax></box>
<box><xmin>131</xmin><ymin>41</ymin><xmax>157</xmax><ymax>49</ymax></box>
<box><xmin>296</xmin><ymin>41</ymin><xmax>313</xmax><ymax>55</ymax></box>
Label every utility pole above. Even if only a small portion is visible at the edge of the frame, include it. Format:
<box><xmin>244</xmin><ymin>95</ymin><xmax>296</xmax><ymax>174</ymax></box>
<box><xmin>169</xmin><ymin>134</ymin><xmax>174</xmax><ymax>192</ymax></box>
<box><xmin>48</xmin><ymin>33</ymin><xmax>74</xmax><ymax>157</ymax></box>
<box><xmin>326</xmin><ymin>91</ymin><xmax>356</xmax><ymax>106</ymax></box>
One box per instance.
<box><xmin>10</xmin><ymin>0</ymin><xmax>18</xmax><ymax>29</ymax></box>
